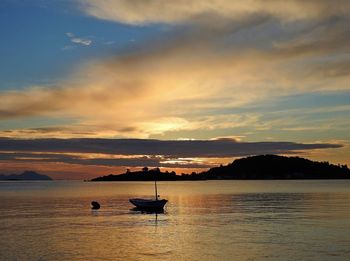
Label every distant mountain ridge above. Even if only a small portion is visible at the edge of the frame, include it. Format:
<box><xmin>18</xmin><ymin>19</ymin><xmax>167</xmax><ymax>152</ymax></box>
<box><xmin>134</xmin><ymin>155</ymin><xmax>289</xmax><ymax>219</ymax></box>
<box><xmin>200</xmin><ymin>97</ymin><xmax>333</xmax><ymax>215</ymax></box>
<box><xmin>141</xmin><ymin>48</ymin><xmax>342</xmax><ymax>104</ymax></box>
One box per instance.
<box><xmin>0</xmin><ymin>171</ymin><xmax>52</xmax><ymax>180</ymax></box>
<box><xmin>90</xmin><ymin>155</ymin><xmax>350</xmax><ymax>181</ymax></box>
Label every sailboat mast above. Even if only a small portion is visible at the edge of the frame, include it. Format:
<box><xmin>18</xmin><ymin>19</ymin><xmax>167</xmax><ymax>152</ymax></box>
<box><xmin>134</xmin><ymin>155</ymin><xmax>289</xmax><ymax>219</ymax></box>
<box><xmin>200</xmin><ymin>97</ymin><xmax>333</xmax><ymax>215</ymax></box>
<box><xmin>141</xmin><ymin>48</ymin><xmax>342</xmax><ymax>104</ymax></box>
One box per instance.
<box><xmin>154</xmin><ymin>179</ymin><xmax>158</xmax><ymax>200</ymax></box>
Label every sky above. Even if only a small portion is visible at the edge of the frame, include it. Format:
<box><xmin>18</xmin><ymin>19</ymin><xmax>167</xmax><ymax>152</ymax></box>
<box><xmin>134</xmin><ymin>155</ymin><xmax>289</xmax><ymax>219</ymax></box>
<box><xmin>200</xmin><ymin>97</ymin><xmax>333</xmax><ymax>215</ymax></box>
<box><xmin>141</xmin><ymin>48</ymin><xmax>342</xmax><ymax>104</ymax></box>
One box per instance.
<box><xmin>0</xmin><ymin>0</ymin><xmax>349</xmax><ymax>180</ymax></box>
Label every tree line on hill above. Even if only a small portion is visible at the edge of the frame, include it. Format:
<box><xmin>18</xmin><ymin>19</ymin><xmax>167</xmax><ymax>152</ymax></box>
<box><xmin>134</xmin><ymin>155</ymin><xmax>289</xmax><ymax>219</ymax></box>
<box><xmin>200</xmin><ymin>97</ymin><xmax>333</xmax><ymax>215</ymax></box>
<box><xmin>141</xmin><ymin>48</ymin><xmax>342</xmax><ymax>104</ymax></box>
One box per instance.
<box><xmin>90</xmin><ymin>155</ymin><xmax>350</xmax><ymax>181</ymax></box>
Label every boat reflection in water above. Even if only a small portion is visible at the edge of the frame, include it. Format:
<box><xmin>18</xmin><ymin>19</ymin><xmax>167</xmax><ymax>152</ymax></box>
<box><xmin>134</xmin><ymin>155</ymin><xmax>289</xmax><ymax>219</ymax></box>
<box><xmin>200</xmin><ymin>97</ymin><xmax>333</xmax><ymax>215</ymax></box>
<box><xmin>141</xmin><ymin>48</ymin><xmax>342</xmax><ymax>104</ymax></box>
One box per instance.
<box><xmin>130</xmin><ymin>206</ymin><xmax>165</xmax><ymax>214</ymax></box>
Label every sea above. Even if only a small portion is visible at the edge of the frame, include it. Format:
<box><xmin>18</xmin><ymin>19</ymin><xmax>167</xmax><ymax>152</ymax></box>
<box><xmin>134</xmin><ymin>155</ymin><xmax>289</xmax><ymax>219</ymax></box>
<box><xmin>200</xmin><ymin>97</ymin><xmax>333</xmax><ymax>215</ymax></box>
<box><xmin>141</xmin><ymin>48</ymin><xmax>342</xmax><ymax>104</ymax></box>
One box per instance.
<box><xmin>0</xmin><ymin>180</ymin><xmax>349</xmax><ymax>261</ymax></box>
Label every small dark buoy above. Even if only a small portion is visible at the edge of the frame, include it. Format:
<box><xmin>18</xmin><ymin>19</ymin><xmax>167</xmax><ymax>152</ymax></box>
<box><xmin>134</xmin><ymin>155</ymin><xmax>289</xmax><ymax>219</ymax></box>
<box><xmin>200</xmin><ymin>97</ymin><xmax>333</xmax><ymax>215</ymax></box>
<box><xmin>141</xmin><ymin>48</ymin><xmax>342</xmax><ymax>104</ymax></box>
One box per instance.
<box><xmin>91</xmin><ymin>201</ymin><xmax>100</xmax><ymax>210</ymax></box>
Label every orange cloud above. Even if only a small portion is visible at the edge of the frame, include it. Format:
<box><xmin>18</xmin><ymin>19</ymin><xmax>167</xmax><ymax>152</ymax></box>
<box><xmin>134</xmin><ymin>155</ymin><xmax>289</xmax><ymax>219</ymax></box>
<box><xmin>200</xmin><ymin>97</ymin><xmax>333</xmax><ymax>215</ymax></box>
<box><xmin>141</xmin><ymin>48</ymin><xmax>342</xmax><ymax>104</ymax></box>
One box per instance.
<box><xmin>1</xmin><ymin>1</ymin><xmax>349</xmax><ymax>139</ymax></box>
<box><xmin>79</xmin><ymin>0</ymin><xmax>350</xmax><ymax>24</ymax></box>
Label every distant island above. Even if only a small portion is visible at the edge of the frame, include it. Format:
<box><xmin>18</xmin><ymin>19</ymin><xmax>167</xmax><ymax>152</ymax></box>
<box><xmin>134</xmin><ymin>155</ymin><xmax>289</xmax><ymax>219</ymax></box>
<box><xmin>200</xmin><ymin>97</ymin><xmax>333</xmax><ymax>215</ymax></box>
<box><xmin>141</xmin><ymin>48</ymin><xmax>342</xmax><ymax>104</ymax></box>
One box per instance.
<box><xmin>0</xmin><ymin>171</ymin><xmax>52</xmax><ymax>181</ymax></box>
<box><xmin>90</xmin><ymin>155</ymin><xmax>350</xmax><ymax>181</ymax></box>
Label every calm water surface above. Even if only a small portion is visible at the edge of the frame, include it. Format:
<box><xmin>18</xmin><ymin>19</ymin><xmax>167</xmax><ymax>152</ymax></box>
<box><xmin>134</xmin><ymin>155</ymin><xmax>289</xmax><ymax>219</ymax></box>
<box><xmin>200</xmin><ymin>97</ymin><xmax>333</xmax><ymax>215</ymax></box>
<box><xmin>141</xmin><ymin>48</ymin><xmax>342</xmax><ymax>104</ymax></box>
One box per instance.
<box><xmin>0</xmin><ymin>180</ymin><xmax>349</xmax><ymax>261</ymax></box>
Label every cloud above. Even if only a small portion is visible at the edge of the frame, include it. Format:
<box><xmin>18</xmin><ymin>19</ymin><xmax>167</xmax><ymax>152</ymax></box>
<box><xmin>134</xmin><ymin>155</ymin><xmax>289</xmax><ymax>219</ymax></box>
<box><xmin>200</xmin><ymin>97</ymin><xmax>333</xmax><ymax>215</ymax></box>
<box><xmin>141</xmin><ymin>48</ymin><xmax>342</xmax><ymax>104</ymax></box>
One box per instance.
<box><xmin>62</xmin><ymin>45</ymin><xmax>75</xmax><ymax>51</ymax></box>
<box><xmin>0</xmin><ymin>1</ymin><xmax>349</xmax><ymax>139</ymax></box>
<box><xmin>78</xmin><ymin>0</ymin><xmax>350</xmax><ymax>25</ymax></box>
<box><xmin>0</xmin><ymin>151</ymin><xmax>210</xmax><ymax>168</ymax></box>
<box><xmin>71</xmin><ymin>38</ymin><xmax>92</xmax><ymax>46</ymax></box>
<box><xmin>0</xmin><ymin>138</ymin><xmax>341</xmax><ymax>158</ymax></box>
<box><xmin>66</xmin><ymin>32</ymin><xmax>92</xmax><ymax>46</ymax></box>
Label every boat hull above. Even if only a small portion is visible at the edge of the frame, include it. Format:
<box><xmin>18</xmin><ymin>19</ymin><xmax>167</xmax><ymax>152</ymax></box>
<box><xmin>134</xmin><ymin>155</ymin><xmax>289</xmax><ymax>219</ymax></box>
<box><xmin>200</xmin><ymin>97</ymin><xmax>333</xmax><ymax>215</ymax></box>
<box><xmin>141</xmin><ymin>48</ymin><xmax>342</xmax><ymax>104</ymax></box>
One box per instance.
<box><xmin>129</xmin><ymin>198</ymin><xmax>168</xmax><ymax>209</ymax></box>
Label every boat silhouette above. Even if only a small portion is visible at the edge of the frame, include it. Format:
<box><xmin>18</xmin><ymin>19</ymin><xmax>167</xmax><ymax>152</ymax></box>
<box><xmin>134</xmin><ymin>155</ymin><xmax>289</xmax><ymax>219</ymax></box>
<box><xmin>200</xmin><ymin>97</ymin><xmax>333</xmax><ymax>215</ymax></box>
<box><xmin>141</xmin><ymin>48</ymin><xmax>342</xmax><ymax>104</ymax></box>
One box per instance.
<box><xmin>129</xmin><ymin>174</ymin><xmax>168</xmax><ymax>210</ymax></box>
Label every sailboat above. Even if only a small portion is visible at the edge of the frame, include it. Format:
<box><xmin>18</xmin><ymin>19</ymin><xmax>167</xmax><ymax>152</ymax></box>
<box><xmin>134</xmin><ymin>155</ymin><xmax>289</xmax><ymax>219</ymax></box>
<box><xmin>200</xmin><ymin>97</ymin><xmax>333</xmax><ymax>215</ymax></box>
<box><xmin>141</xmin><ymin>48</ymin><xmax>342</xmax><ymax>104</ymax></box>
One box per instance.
<box><xmin>129</xmin><ymin>178</ymin><xmax>168</xmax><ymax>210</ymax></box>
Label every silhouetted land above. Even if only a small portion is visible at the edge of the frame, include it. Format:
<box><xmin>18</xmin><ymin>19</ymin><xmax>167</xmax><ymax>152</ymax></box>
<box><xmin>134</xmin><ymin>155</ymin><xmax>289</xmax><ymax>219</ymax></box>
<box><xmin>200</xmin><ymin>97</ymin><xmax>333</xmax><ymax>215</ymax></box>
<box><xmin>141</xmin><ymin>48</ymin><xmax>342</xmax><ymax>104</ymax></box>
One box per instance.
<box><xmin>90</xmin><ymin>155</ymin><xmax>350</xmax><ymax>181</ymax></box>
<box><xmin>0</xmin><ymin>171</ymin><xmax>52</xmax><ymax>180</ymax></box>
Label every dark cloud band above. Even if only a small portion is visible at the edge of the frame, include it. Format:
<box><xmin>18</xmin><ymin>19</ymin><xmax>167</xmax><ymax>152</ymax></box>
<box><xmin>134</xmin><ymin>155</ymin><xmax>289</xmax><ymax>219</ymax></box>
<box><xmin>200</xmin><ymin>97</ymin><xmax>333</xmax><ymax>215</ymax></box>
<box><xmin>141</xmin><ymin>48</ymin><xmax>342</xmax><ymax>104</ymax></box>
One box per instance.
<box><xmin>0</xmin><ymin>138</ymin><xmax>341</xmax><ymax>158</ymax></box>
<box><xmin>0</xmin><ymin>151</ymin><xmax>210</xmax><ymax>168</ymax></box>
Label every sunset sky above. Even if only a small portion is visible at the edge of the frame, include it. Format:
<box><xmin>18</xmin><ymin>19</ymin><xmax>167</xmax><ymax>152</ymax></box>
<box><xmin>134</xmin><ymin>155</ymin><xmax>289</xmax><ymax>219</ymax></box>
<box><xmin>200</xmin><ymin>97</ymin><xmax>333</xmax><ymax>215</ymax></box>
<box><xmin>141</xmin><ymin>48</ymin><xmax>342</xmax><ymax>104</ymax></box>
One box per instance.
<box><xmin>1</xmin><ymin>0</ymin><xmax>349</xmax><ymax>180</ymax></box>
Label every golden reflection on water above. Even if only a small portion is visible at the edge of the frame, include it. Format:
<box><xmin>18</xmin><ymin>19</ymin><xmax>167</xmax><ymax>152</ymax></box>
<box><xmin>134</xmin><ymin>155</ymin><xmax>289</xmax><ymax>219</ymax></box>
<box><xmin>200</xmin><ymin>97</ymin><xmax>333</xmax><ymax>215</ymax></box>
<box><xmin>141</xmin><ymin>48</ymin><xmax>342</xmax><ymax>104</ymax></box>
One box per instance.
<box><xmin>0</xmin><ymin>180</ymin><xmax>350</xmax><ymax>260</ymax></box>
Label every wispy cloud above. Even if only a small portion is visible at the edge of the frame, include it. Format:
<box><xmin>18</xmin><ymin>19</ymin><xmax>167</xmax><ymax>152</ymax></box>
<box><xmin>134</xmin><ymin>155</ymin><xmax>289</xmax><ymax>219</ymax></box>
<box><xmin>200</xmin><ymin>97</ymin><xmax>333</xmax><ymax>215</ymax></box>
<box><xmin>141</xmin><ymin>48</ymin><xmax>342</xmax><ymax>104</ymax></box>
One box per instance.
<box><xmin>71</xmin><ymin>37</ymin><xmax>92</xmax><ymax>46</ymax></box>
<box><xmin>66</xmin><ymin>32</ymin><xmax>74</xmax><ymax>38</ymax></box>
<box><xmin>61</xmin><ymin>45</ymin><xmax>75</xmax><ymax>51</ymax></box>
<box><xmin>65</xmin><ymin>32</ymin><xmax>92</xmax><ymax>46</ymax></box>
